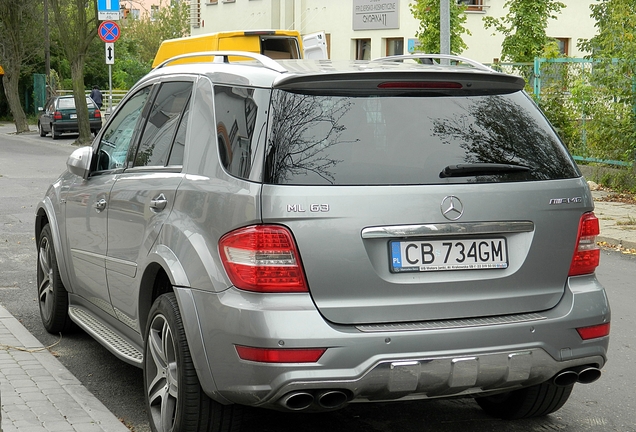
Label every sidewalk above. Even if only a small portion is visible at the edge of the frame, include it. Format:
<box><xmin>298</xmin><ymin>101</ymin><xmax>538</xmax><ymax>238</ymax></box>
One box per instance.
<box><xmin>0</xmin><ymin>306</ymin><xmax>129</xmax><ymax>432</ymax></box>
<box><xmin>591</xmin><ymin>188</ymin><xmax>636</xmax><ymax>251</ymax></box>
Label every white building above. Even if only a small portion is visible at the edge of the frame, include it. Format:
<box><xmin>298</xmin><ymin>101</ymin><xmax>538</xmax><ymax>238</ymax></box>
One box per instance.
<box><xmin>189</xmin><ymin>0</ymin><xmax>598</xmax><ymax>63</ymax></box>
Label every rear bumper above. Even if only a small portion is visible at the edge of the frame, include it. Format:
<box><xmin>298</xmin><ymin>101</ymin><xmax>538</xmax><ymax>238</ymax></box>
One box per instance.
<box><xmin>174</xmin><ymin>274</ymin><xmax>609</xmax><ymax>409</ymax></box>
<box><xmin>52</xmin><ymin>120</ymin><xmax>102</xmax><ymax>132</ymax></box>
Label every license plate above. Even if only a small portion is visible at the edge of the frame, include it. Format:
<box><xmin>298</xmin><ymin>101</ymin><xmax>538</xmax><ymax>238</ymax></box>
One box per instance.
<box><xmin>70</xmin><ymin>114</ymin><xmax>77</xmax><ymax>119</ymax></box>
<box><xmin>390</xmin><ymin>238</ymin><xmax>508</xmax><ymax>272</ymax></box>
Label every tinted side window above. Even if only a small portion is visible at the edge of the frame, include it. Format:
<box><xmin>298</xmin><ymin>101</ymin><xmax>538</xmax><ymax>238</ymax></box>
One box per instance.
<box><xmin>214</xmin><ymin>86</ymin><xmax>265</xmax><ymax>179</ymax></box>
<box><xmin>134</xmin><ymin>81</ymin><xmax>193</xmax><ymax>167</ymax></box>
<box><xmin>168</xmin><ymin>106</ymin><xmax>189</xmax><ymax>166</ymax></box>
<box><xmin>264</xmin><ymin>91</ymin><xmax>579</xmax><ymax>185</ymax></box>
<box><xmin>95</xmin><ymin>86</ymin><xmax>151</xmax><ymax>172</ymax></box>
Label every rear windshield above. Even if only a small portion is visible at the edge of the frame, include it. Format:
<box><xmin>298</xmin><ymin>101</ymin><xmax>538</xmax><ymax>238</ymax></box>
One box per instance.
<box><xmin>57</xmin><ymin>97</ymin><xmax>95</xmax><ymax>110</ymax></box>
<box><xmin>263</xmin><ymin>90</ymin><xmax>579</xmax><ymax>185</ymax></box>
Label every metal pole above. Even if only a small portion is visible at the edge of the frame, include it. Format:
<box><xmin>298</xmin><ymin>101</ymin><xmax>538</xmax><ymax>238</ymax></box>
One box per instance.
<box><xmin>108</xmin><ymin>64</ymin><xmax>113</xmax><ymax>114</ymax></box>
<box><xmin>440</xmin><ymin>0</ymin><xmax>450</xmax><ymax>65</ymax></box>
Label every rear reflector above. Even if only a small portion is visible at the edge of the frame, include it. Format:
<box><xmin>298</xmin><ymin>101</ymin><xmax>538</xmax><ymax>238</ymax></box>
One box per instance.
<box><xmin>235</xmin><ymin>345</ymin><xmax>326</xmax><ymax>363</ymax></box>
<box><xmin>378</xmin><ymin>81</ymin><xmax>462</xmax><ymax>89</ymax></box>
<box><xmin>219</xmin><ymin>225</ymin><xmax>308</xmax><ymax>293</ymax></box>
<box><xmin>569</xmin><ymin>212</ymin><xmax>600</xmax><ymax>276</ymax></box>
<box><xmin>577</xmin><ymin>323</ymin><xmax>610</xmax><ymax>340</ymax></box>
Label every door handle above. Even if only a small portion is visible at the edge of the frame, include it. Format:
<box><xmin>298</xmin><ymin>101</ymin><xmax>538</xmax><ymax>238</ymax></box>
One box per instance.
<box><xmin>150</xmin><ymin>193</ymin><xmax>168</xmax><ymax>211</ymax></box>
<box><xmin>94</xmin><ymin>198</ymin><xmax>107</xmax><ymax>212</ymax></box>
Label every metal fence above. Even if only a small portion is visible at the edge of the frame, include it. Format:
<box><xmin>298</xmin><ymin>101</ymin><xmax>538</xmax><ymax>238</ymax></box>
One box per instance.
<box><xmin>57</xmin><ymin>88</ymin><xmax>127</xmax><ymax>113</ymax></box>
<box><xmin>487</xmin><ymin>58</ymin><xmax>633</xmax><ymax>167</ymax></box>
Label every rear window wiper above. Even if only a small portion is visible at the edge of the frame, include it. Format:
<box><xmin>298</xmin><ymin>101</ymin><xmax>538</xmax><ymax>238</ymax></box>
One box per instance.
<box><xmin>440</xmin><ymin>163</ymin><xmax>531</xmax><ymax>178</ymax></box>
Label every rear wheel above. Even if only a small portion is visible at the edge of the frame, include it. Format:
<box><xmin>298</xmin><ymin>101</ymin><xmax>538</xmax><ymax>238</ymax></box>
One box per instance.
<box><xmin>144</xmin><ymin>293</ymin><xmax>242</xmax><ymax>432</ymax></box>
<box><xmin>38</xmin><ymin>122</ymin><xmax>47</xmax><ymax>137</ymax></box>
<box><xmin>51</xmin><ymin>124</ymin><xmax>60</xmax><ymax>140</ymax></box>
<box><xmin>475</xmin><ymin>381</ymin><xmax>574</xmax><ymax>420</ymax></box>
<box><xmin>37</xmin><ymin>224</ymin><xmax>73</xmax><ymax>333</ymax></box>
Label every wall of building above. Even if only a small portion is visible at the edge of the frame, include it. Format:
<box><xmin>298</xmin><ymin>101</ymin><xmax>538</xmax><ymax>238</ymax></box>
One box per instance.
<box><xmin>192</xmin><ymin>0</ymin><xmax>598</xmax><ymax>63</ymax></box>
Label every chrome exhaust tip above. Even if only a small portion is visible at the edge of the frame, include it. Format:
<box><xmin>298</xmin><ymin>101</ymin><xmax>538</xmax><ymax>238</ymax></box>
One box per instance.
<box><xmin>553</xmin><ymin>370</ymin><xmax>579</xmax><ymax>387</ymax></box>
<box><xmin>577</xmin><ymin>367</ymin><xmax>602</xmax><ymax>384</ymax></box>
<box><xmin>279</xmin><ymin>392</ymin><xmax>315</xmax><ymax>411</ymax></box>
<box><xmin>316</xmin><ymin>390</ymin><xmax>349</xmax><ymax>409</ymax></box>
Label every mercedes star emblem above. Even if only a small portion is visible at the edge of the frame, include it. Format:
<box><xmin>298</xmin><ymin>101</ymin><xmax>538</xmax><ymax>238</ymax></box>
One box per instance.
<box><xmin>441</xmin><ymin>195</ymin><xmax>464</xmax><ymax>221</ymax></box>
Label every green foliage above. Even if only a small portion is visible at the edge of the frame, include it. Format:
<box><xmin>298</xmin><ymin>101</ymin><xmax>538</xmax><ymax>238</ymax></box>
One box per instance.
<box><xmin>537</xmin><ymin>88</ymin><xmax>580</xmax><ymax>151</ymax></box>
<box><xmin>592</xmin><ymin>167</ymin><xmax>636</xmax><ymax>193</ymax></box>
<box><xmin>483</xmin><ymin>0</ymin><xmax>566</xmax><ymax>63</ymax></box>
<box><xmin>576</xmin><ymin>0</ymin><xmax>636</xmax><ymax>164</ymax></box>
<box><xmin>410</xmin><ymin>0</ymin><xmax>470</xmax><ymax>54</ymax></box>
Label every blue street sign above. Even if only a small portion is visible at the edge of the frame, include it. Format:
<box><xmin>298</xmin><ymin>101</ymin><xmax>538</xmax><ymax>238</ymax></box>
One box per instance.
<box><xmin>98</xmin><ymin>0</ymin><xmax>120</xmax><ymax>12</ymax></box>
<box><xmin>98</xmin><ymin>0</ymin><xmax>120</xmax><ymax>20</ymax></box>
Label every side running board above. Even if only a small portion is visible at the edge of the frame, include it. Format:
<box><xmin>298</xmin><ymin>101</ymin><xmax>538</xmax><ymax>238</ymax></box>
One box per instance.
<box><xmin>69</xmin><ymin>306</ymin><xmax>143</xmax><ymax>366</ymax></box>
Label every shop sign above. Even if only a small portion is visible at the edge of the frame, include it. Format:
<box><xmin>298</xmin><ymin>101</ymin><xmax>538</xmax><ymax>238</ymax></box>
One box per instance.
<box><xmin>353</xmin><ymin>0</ymin><xmax>400</xmax><ymax>30</ymax></box>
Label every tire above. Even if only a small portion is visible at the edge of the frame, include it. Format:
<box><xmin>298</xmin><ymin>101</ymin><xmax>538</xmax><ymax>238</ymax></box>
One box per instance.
<box><xmin>37</xmin><ymin>224</ymin><xmax>73</xmax><ymax>333</ymax></box>
<box><xmin>475</xmin><ymin>381</ymin><xmax>574</xmax><ymax>420</ymax></box>
<box><xmin>51</xmin><ymin>124</ymin><xmax>60</xmax><ymax>140</ymax></box>
<box><xmin>144</xmin><ymin>293</ymin><xmax>243</xmax><ymax>432</ymax></box>
<box><xmin>38</xmin><ymin>122</ymin><xmax>47</xmax><ymax>137</ymax></box>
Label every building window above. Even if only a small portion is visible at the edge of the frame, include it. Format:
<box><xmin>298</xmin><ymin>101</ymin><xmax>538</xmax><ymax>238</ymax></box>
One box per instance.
<box><xmin>150</xmin><ymin>5</ymin><xmax>159</xmax><ymax>21</ymax></box>
<box><xmin>206</xmin><ymin>0</ymin><xmax>218</xmax><ymax>4</ymax></box>
<box><xmin>556</xmin><ymin>38</ymin><xmax>570</xmax><ymax>56</ymax></box>
<box><xmin>458</xmin><ymin>0</ymin><xmax>484</xmax><ymax>12</ymax></box>
<box><xmin>386</xmin><ymin>38</ymin><xmax>404</xmax><ymax>56</ymax></box>
<box><xmin>356</xmin><ymin>39</ymin><xmax>371</xmax><ymax>60</ymax></box>
<box><xmin>190</xmin><ymin>0</ymin><xmax>201</xmax><ymax>28</ymax></box>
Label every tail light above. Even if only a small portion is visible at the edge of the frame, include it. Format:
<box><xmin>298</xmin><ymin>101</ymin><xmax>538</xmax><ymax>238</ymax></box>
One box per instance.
<box><xmin>219</xmin><ymin>225</ymin><xmax>308</xmax><ymax>293</ymax></box>
<box><xmin>235</xmin><ymin>345</ymin><xmax>326</xmax><ymax>363</ymax></box>
<box><xmin>569</xmin><ymin>212</ymin><xmax>600</xmax><ymax>276</ymax></box>
<box><xmin>378</xmin><ymin>81</ymin><xmax>462</xmax><ymax>89</ymax></box>
<box><xmin>94</xmin><ymin>109</ymin><xmax>101</xmax><ymax>118</ymax></box>
<box><xmin>577</xmin><ymin>322</ymin><xmax>610</xmax><ymax>340</ymax></box>
<box><xmin>53</xmin><ymin>111</ymin><xmax>62</xmax><ymax>120</ymax></box>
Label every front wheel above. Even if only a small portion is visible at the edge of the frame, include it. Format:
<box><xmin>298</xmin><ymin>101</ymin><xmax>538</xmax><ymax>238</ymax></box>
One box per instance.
<box><xmin>475</xmin><ymin>381</ymin><xmax>574</xmax><ymax>420</ymax></box>
<box><xmin>144</xmin><ymin>293</ymin><xmax>243</xmax><ymax>432</ymax></box>
<box><xmin>37</xmin><ymin>224</ymin><xmax>73</xmax><ymax>333</ymax></box>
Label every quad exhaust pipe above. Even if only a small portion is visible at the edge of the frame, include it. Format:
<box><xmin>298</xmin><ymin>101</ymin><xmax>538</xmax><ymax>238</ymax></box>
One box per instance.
<box><xmin>279</xmin><ymin>390</ymin><xmax>350</xmax><ymax>411</ymax></box>
<box><xmin>553</xmin><ymin>366</ymin><xmax>602</xmax><ymax>387</ymax></box>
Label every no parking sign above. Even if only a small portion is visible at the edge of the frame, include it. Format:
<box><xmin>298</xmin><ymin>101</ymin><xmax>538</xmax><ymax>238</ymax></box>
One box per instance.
<box><xmin>98</xmin><ymin>21</ymin><xmax>121</xmax><ymax>43</ymax></box>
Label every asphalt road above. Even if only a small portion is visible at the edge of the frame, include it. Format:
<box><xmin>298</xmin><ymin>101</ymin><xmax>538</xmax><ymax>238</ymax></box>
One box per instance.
<box><xmin>1</xmin><ymin>128</ymin><xmax>635</xmax><ymax>432</ymax></box>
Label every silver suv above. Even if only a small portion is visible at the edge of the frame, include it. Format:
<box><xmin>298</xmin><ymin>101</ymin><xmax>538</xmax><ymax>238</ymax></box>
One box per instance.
<box><xmin>35</xmin><ymin>53</ymin><xmax>610</xmax><ymax>432</ymax></box>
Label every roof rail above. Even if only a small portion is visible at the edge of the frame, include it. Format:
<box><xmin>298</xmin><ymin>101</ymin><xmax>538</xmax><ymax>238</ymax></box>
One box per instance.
<box><xmin>372</xmin><ymin>54</ymin><xmax>493</xmax><ymax>72</ymax></box>
<box><xmin>154</xmin><ymin>51</ymin><xmax>288</xmax><ymax>73</ymax></box>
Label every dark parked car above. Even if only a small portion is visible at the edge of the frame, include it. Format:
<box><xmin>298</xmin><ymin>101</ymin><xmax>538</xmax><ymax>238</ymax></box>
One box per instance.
<box><xmin>38</xmin><ymin>95</ymin><xmax>102</xmax><ymax>139</ymax></box>
<box><xmin>35</xmin><ymin>52</ymin><xmax>610</xmax><ymax>432</ymax></box>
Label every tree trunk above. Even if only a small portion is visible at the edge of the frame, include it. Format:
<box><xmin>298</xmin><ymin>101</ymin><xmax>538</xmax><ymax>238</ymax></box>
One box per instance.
<box><xmin>2</xmin><ymin>70</ymin><xmax>30</xmax><ymax>134</ymax></box>
<box><xmin>70</xmin><ymin>56</ymin><xmax>92</xmax><ymax>144</ymax></box>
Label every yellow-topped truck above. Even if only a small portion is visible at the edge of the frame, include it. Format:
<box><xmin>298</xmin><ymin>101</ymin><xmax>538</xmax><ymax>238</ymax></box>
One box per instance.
<box><xmin>152</xmin><ymin>29</ymin><xmax>305</xmax><ymax>68</ymax></box>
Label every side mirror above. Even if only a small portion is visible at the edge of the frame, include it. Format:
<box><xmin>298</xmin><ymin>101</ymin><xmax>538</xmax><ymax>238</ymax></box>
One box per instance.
<box><xmin>67</xmin><ymin>146</ymin><xmax>93</xmax><ymax>179</ymax></box>
<box><xmin>38</xmin><ymin>107</ymin><xmax>43</xmax><ymax>112</ymax></box>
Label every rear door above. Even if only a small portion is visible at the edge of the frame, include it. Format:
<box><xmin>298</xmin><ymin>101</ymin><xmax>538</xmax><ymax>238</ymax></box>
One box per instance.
<box><xmin>261</xmin><ymin>76</ymin><xmax>589</xmax><ymax>325</ymax></box>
